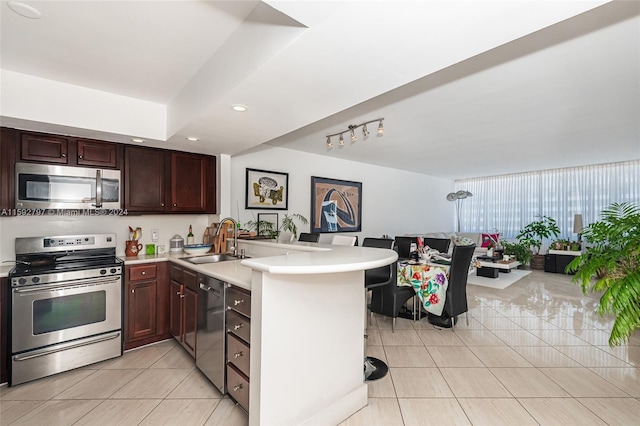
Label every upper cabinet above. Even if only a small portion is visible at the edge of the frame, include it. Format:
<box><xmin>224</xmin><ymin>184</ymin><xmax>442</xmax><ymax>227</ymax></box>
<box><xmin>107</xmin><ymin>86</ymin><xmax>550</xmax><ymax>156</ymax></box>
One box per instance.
<box><xmin>19</xmin><ymin>130</ymin><xmax>121</xmax><ymax>169</ymax></box>
<box><xmin>170</xmin><ymin>152</ymin><xmax>216</xmax><ymax>213</ymax></box>
<box><xmin>124</xmin><ymin>146</ymin><xmax>166</xmax><ymax>213</ymax></box>
<box><xmin>124</xmin><ymin>146</ymin><xmax>216</xmax><ymax>214</ymax></box>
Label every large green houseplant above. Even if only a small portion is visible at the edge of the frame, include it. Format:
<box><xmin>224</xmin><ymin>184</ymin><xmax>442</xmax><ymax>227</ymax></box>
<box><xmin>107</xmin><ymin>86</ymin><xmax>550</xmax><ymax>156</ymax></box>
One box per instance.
<box><xmin>567</xmin><ymin>202</ymin><xmax>640</xmax><ymax>346</ymax></box>
<box><xmin>500</xmin><ymin>240</ymin><xmax>532</xmax><ymax>266</ymax></box>
<box><xmin>516</xmin><ymin>215</ymin><xmax>560</xmax><ymax>269</ymax></box>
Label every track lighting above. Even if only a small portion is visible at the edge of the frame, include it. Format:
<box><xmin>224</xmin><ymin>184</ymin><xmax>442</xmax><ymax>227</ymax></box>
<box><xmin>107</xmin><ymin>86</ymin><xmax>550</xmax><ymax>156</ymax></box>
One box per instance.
<box><xmin>325</xmin><ymin>118</ymin><xmax>384</xmax><ymax>150</ymax></box>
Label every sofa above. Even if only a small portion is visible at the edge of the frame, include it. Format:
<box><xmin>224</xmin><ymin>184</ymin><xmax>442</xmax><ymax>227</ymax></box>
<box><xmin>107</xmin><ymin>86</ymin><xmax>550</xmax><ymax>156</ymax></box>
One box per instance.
<box><xmin>404</xmin><ymin>232</ymin><xmax>495</xmax><ymax>257</ymax></box>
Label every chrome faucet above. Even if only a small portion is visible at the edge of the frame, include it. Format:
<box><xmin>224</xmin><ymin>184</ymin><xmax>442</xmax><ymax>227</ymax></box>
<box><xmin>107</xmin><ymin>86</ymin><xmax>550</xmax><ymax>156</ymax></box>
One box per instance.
<box><xmin>215</xmin><ymin>217</ymin><xmax>238</xmax><ymax>256</ymax></box>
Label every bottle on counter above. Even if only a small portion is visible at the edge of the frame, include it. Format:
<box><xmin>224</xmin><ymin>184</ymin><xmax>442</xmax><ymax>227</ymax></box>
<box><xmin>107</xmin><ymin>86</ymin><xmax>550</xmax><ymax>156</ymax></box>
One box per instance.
<box><xmin>187</xmin><ymin>225</ymin><xmax>195</xmax><ymax>245</ymax></box>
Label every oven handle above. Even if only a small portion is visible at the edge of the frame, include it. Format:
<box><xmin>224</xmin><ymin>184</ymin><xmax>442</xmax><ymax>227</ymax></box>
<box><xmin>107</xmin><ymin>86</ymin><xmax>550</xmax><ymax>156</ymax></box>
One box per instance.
<box><xmin>12</xmin><ymin>277</ymin><xmax>120</xmax><ymax>294</ymax></box>
<box><xmin>12</xmin><ymin>331</ymin><xmax>121</xmax><ymax>362</ymax></box>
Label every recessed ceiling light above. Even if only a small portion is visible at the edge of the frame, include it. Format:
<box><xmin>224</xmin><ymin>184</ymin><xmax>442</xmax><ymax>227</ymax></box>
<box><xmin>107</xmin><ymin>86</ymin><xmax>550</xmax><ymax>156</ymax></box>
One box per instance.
<box><xmin>131</xmin><ymin>138</ymin><xmax>145</xmax><ymax>143</ymax></box>
<box><xmin>231</xmin><ymin>104</ymin><xmax>248</xmax><ymax>112</ymax></box>
<box><xmin>8</xmin><ymin>1</ymin><xmax>41</xmax><ymax>19</ymax></box>
<box><xmin>186</xmin><ymin>137</ymin><xmax>199</xmax><ymax>141</ymax></box>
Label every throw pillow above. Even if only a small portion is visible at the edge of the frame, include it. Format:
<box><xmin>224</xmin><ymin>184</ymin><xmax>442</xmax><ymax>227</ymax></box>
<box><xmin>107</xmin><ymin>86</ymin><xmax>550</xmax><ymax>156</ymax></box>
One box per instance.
<box><xmin>451</xmin><ymin>235</ymin><xmax>475</xmax><ymax>246</ymax></box>
<box><xmin>481</xmin><ymin>233</ymin><xmax>500</xmax><ymax>248</ymax></box>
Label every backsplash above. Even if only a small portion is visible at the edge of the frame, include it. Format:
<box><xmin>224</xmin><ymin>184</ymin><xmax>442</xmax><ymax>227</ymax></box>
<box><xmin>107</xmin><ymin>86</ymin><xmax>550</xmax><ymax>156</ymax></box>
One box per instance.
<box><xmin>0</xmin><ymin>214</ymin><xmax>214</xmax><ymax>262</ymax></box>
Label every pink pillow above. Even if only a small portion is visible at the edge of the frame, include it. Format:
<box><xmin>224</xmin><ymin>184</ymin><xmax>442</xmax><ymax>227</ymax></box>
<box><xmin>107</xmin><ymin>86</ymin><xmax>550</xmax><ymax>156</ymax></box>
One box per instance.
<box><xmin>481</xmin><ymin>233</ymin><xmax>500</xmax><ymax>248</ymax></box>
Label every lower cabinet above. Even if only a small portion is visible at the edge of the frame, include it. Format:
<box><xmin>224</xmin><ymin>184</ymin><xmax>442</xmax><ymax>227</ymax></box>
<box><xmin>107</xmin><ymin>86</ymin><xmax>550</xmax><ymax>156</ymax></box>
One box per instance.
<box><xmin>1</xmin><ymin>277</ymin><xmax>7</xmax><ymax>384</ymax></box>
<box><xmin>170</xmin><ymin>264</ymin><xmax>198</xmax><ymax>357</ymax></box>
<box><xmin>124</xmin><ymin>262</ymin><xmax>170</xmax><ymax>350</ymax></box>
<box><xmin>226</xmin><ymin>284</ymin><xmax>251</xmax><ymax>412</ymax></box>
<box><xmin>544</xmin><ymin>251</ymin><xmax>579</xmax><ymax>274</ymax></box>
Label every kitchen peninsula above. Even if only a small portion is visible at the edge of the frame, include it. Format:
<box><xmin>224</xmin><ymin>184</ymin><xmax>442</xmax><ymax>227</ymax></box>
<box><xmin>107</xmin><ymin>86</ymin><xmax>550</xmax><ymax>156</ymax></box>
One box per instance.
<box><xmin>128</xmin><ymin>239</ymin><xmax>397</xmax><ymax>426</ymax></box>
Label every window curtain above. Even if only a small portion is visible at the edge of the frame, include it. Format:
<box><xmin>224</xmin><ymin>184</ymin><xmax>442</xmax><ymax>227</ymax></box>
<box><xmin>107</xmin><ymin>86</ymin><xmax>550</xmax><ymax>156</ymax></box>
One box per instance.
<box><xmin>455</xmin><ymin>160</ymin><xmax>640</xmax><ymax>239</ymax></box>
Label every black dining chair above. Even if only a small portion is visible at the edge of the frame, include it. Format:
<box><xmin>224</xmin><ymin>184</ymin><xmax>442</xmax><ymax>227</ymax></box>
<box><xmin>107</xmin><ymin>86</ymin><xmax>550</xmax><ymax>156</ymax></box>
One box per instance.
<box><xmin>393</xmin><ymin>236</ymin><xmax>417</xmax><ymax>260</ymax></box>
<box><xmin>298</xmin><ymin>232</ymin><xmax>320</xmax><ymax>242</ymax></box>
<box><xmin>427</xmin><ymin>243</ymin><xmax>476</xmax><ymax>329</ymax></box>
<box><xmin>423</xmin><ymin>237</ymin><xmax>451</xmax><ymax>254</ymax></box>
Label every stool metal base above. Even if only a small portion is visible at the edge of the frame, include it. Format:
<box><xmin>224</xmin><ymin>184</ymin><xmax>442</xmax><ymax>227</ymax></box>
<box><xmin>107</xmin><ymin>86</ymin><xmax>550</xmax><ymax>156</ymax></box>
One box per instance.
<box><xmin>364</xmin><ymin>356</ymin><xmax>388</xmax><ymax>381</ymax></box>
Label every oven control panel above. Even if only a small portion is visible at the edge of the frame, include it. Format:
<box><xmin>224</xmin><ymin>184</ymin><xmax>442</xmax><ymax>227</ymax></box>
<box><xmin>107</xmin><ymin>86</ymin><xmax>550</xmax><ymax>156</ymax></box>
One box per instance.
<box><xmin>11</xmin><ymin>266</ymin><xmax>122</xmax><ymax>287</ymax></box>
<box><xmin>44</xmin><ymin>236</ymin><xmax>96</xmax><ymax>248</ymax></box>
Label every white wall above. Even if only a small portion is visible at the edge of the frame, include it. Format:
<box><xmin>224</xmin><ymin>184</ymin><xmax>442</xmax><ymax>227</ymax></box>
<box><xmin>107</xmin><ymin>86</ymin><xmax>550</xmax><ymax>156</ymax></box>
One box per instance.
<box><xmin>0</xmin><ymin>214</ymin><xmax>210</xmax><ymax>262</ymax></box>
<box><xmin>230</xmin><ymin>146</ymin><xmax>456</xmax><ymax>242</ymax></box>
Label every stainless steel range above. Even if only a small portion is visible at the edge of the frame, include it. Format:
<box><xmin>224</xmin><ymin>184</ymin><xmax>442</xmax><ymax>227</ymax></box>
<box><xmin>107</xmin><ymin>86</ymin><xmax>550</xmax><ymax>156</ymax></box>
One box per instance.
<box><xmin>9</xmin><ymin>234</ymin><xmax>123</xmax><ymax>386</ymax></box>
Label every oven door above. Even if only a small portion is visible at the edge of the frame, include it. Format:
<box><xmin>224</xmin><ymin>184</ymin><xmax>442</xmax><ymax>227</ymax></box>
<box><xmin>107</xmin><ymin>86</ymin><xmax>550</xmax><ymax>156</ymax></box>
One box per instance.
<box><xmin>11</xmin><ymin>276</ymin><xmax>122</xmax><ymax>353</ymax></box>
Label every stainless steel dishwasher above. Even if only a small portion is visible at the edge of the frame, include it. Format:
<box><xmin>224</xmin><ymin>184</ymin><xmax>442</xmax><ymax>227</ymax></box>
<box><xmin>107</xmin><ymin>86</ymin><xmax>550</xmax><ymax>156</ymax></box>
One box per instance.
<box><xmin>196</xmin><ymin>273</ymin><xmax>226</xmax><ymax>393</ymax></box>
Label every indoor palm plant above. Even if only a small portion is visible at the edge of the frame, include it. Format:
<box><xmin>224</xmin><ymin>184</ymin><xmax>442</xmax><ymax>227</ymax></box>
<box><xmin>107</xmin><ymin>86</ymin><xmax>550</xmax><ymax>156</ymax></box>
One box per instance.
<box><xmin>516</xmin><ymin>215</ymin><xmax>560</xmax><ymax>269</ymax></box>
<box><xmin>500</xmin><ymin>240</ymin><xmax>532</xmax><ymax>266</ymax></box>
<box><xmin>567</xmin><ymin>202</ymin><xmax>640</xmax><ymax>346</ymax></box>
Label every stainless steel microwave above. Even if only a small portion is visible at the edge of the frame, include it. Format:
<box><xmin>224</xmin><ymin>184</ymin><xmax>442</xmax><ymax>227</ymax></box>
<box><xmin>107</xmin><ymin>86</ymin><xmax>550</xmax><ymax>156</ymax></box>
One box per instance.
<box><xmin>15</xmin><ymin>163</ymin><xmax>121</xmax><ymax>210</ymax></box>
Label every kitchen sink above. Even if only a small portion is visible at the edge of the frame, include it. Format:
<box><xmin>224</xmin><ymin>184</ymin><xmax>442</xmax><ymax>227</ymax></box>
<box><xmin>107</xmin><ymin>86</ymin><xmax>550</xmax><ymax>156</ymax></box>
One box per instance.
<box><xmin>184</xmin><ymin>253</ymin><xmax>249</xmax><ymax>264</ymax></box>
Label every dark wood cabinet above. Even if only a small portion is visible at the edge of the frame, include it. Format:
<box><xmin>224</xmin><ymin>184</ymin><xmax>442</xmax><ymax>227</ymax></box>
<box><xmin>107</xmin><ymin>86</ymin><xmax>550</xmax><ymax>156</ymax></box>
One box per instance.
<box><xmin>1</xmin><ymin>277</ymin><xmax>7</xmax><ymax>384</ymax></box>
<box><xmin>124</xmin><ymin>262</ymin><xmax>170</xmax><ymax>350</ymax></box>
<box><xmin>124</xmin><ymin>146</ymin><xmax>166</xmax><ymax>212</ymax></box>
<box><xmin>124</xmin><ymin>148</ymin><xmax>216</xmax><ymax>214</ymax></box>
<box><xmin>169</xmin><ymin>264</ymin><xmax>198</xmax><ymax>357</ymax></box>
<box><xmin>170</xmin><ymin>152</ymin><xmax>216</xmax><ymax>213</ymax></box>
<box><xmin>20</xmin><ymin>132</ymin><xmax>70</xmax><ymax>164</ymax></box>
<box><xmin>0</xmin><ymin>128</ymin><xmax>17</xmax><ymax>210</ymax></box>
<box><xmin>18</xmin><ymin>130</ymin><xmax>121</xmax><ymax>169</ymax></box>
<box><xmin>77</xmin><ymin>139</ymin><xmax>118</xmax><ymax>168</ymax></box>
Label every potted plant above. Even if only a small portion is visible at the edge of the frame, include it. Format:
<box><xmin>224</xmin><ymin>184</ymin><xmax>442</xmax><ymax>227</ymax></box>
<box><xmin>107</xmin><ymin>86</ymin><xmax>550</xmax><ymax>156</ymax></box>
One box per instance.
<box><xmin>516</xmin><ymin>215</ymin><xmax>561</xmax><ymax>270</ymax></box>
<box><xmin>246</xmin><ymin>213</ymin><xmax>309</xmax><ymax>241</ymax></box>
<box><xmin>567</xmin><ymin>202</ymin><xmax>640</xmax><ymax>347</ymax></box>
<box><xmin>501</xmin><ymin>240</ymin><xmax>532</xmax><ymax>266</ymax></box>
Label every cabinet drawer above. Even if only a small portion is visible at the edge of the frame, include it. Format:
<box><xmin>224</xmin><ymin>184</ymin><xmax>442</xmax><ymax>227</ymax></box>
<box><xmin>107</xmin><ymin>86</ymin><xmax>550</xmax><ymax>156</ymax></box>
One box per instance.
<box><xmin>128</xmin><ymin>264</ymin><xmax>157</xmax><ymax>281</ymax></box>
<box><xmin>170</xmin><ymin>265</ymin><xmax>182</xmax><ymax>282</ymax></box>
<box><xmin>183</xmin><ymin>268</ymin><xmax>198</xmax><ymax>291</ymax></box>
<box><xmin>227</xmin><ymin>363</ymin><xmax>249</xmax><ymax>412</ymax></box>
<box><xmin>227</xmin><ymin>285</ymin><xmax>251</xmax><ymax>318</ymax></box>
<box><xmin>227</xmin><ymin>333</ymin><xmax>250</xmax><ymax>377</ymax></box>
<box><xmin>226</xmin><ymin>309</ymin><xmax>250</xmax><ymax>343</ymax></box>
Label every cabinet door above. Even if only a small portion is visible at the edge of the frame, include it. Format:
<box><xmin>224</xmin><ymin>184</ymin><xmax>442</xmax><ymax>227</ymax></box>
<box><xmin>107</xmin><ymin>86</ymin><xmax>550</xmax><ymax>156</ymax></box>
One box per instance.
<box><xmin>124</xmin><ymin>146</ymin><xmax>166</xmax><ymax>212</ymax></box>
<box><xmin>127</xmin><ymin>280</ymin><xmax>157</xmax><ymax>341</ymax></box>
<box><xmin>170</xmin><ymin>152</ymin><xmax>215</xmax><ymax>213</ymax></box>
<box><xmin>155</xmin><ymin>262</ymin><xmax>170</xmax><ymax>336</ymax></box>
<box><xmin>1</xmin><ymin>277</ymin><xmax>7</xmax><ymax>384</ymax></box>
<box><xmin>20</xmin><ymin>132</ymin><xmax>70</xmax><ymax>164</ymax></box>
<box><xmin>77</xmin><ymin>139</ymin><xmax>118</xmax><ymax>168</ymax></box>
<box><xmin>183</xmin><ymin>285</ymin><xmax>198</xmax><ymax>357</ymax></box>
<box><xmin>169</xmin><ymin>280</ymin><xmax>183</xmax><ymax>341</ymax></box>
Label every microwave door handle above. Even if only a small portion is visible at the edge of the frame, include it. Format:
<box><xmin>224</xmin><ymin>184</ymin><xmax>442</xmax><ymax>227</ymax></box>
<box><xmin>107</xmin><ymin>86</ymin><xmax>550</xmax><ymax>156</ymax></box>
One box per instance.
<box><xmin>94</xmin><ymin>169</ymin><xmax>102</xmax><ymax>208</ymax></box>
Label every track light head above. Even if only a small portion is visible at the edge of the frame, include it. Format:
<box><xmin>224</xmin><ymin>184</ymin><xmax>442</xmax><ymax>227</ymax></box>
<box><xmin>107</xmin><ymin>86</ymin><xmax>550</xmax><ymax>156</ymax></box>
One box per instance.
<box><xmin>362</xmin><ymin>124</ymin><xmax>369</xmax><ymax>139</ymax></box>
<box><xmin>377</xmin><ymin>120</ymin><xmax>384</xmax><ymax>137</ymax></box>
<box><xmin>339</xmin><ymin>134</ymin><xmax>345</xmax><ymax>146</ymax></box>
<box><xmin>327</xmin><ymin>136</ymin><xmax>333</xmax><ymax>149</ymax></box>
<box><xmin>350</xmin><ymin>128</ymin><xmax>357</xmax><ymax>142</ymax></box>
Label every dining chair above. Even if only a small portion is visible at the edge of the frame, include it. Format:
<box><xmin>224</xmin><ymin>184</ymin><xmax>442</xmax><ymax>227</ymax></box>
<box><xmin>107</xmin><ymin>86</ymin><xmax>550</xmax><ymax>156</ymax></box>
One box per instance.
<box><xmin>369</xmin><ymin>261</ymin><xmax>415</xmax><ymax>333</ymax></box>
<box><xmin>423</xmin><ymin>237</ymin><xmax>451</xmax><ymax>254</ymax></box>
<box><xmin>298</xmin><ymin>232</ymin><xmax>320</xmax><ymax>242</ymax></box>
<box><xmin>427</xmin><ymin>243</ymin><xmax>475</xmax><ymax>329</ymax></box>
<box><xmin>393</xmin><ymin>236</ymin><xmax>417</xmax><ymax>259</ymax></box>
<box><xmin>330</xmin><ymin>234</ymin><xmax>357</xmax><ymax>246</ymax></box>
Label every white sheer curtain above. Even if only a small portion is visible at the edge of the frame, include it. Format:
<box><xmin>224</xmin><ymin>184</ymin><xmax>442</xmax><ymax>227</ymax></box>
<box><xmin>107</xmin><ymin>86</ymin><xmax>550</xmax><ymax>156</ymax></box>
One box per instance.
<box><xmin>455</xmin><ymin>160</ymin><xmax>640</xmax><ymax>239</ymax></box>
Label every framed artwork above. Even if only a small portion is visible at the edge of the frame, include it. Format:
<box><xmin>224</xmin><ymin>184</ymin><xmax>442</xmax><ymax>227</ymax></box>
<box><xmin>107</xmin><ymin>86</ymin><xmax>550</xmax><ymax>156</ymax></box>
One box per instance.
<box><xmin>257</xmin><ymin>213</ymin><xmax>278</xmax><ymax>237</ymax></box>
<box><xmin>310</xmin><ymin>176</ymin><xmax>362</xmax><ymax>233</ymax></box>
<box><xmin>245</xmin><ymin>168</ymin><xmax>289</xmax><ymax>210</ymax></box>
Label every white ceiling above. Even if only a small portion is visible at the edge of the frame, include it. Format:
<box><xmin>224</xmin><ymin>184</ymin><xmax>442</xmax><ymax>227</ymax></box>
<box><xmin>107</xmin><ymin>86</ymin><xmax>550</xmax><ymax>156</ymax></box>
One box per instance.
<box><xmin>1</xmin><ymin>0</ymin><xmax>638</xmax><ymax>180</ymax></box>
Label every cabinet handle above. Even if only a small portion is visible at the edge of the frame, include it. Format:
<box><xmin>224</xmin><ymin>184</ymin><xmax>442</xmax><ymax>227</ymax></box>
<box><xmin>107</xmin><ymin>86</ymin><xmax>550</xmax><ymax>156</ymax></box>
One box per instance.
<box><xmin>173</xmin><ymin>203</ymin><xmax>177</xmax><ymax>207</ymax></box>
<box><xmin>61</xmin><ymin>153</ymin><xmax>67</xmax><ymax>158</ymax></box>
<box><xmin>180</xmin><ymin>294</ymin><xmax>185</xmax><ymax>299</ymax></box>
<box><xmin>234</xmin><ymin>299</ymin><xmax>244</xmax><ymax>306</ymax></box>
<box><xmin>176</xmin><ymin>292</ymin><xmax>181</xmax><ymax>295</ymax></box>
<box><xmin>161</xmin><ymin>203</ymin><xmax>165</xmax><ymax>207</ymax></box>
<box><xmin>234</xmin><ymin>351</ymin><xmax>243</xmax><ymax>359</ymax></box>
<box><xmin>141</xmin><ymin>271</ymin><xmax>146</xmax><ymax>275</ymax></box>
<box><xmin>79</xmin><ymin>155</ymin><xmax>83</xmax><ymax>159</ymax></box>
<box><xmin>233</xmin><ymin>323</ymin><xmax>244</xmax><ymax>330</ymax></box>
<box><xmin>233</xmin><ymin>384</ymin><xmax>243</xmax><ymax>392</ymax></box>
<box><xmin>131</xmin><ymin>289</ymin><xmax>135</xmax><ymax>293</ymax></box>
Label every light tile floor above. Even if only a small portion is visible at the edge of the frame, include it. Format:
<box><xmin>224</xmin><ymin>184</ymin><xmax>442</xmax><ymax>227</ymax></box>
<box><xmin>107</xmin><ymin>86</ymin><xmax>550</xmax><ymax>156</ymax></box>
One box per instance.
<box><xmin>1</xmin><ymin>270</ymin><xmax>639</xmax><ymax>425</ymax></box>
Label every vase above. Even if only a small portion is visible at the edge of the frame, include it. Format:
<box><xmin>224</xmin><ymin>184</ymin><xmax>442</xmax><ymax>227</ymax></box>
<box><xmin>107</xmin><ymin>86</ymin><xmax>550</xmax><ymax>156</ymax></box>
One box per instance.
<box><xmin>125</xmin><ymin>240</ymin><xmax>142</xmax><ymax>256</ymax></box>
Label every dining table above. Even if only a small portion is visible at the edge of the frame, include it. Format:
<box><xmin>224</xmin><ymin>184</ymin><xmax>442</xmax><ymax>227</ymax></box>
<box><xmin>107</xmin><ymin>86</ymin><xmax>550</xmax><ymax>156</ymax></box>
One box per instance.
<box><xmin>397</xmin><ymin>259</ymin><xmax>451</xmax><ymax>317</ymax></box>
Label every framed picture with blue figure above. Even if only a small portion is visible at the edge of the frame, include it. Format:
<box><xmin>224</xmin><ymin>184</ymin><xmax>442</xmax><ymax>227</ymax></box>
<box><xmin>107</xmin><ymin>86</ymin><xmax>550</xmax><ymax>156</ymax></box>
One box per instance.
<box><xmin>310</xmin><ymin>176</ymin><xmax>362</xmax><ymax>233</ymax></box>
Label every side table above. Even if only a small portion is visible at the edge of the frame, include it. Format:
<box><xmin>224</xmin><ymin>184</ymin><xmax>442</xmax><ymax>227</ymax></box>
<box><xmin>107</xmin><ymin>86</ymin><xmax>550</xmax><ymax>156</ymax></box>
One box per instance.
<box><xmin>545</xmin><ymin>249</ymin><xmax>581</xmax><ymax>274</ymax></box>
